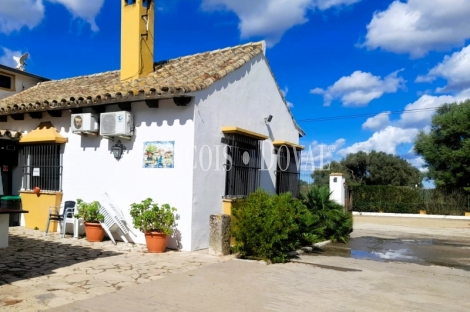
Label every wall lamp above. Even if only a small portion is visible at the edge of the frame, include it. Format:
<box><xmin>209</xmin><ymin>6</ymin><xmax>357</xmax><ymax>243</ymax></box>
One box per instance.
<box><xmin>265</xmin><ymin>115</ymin><xmax>273</xmax><ymax>124</ymax></box>
<box><xmin>111</xmin><ymin>140</ymin><xmax>127</xmax><ymax>160</ymax></box>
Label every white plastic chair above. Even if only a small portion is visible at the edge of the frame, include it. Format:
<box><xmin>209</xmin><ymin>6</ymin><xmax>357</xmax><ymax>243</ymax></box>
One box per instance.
<box><xmin>98</xmin><ymin>193</ymin><xmax>136</xmax><ymax>245</ymax></box>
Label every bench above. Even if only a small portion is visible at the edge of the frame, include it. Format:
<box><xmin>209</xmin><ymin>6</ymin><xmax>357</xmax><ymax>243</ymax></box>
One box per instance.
<box><xmin>0</xmin><ymin>208</ymin><xmax>29</xmax><ymax>249</ymax></box>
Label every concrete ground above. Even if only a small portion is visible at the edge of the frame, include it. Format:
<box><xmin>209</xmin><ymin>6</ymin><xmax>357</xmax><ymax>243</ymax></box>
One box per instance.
<box><xmin>46</xmin><ymin>216</ymin><xmax>470</xmax><ymax>312</ymax></box>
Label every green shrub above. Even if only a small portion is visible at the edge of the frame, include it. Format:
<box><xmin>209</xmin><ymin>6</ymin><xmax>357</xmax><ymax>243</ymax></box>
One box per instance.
<box><xmin>231</xmin><ymin>190</ymin><xmax>310</xmax><ymax>263</ymax></box>
<box><xmin>350</xmin><ymin>186</ymin><xmax>469</xmax><ymax>215</ymax></box>
<box><xmin>74</xmin><ymin>199</ymin><xmax>104</xmax><ymax>223</ymax></box>
<box><xmin>299</xmin><ymin>185</ymin><xmax>353</xmax><ymax>243</ymax></box>
<box><xmin>129</xmin><ymin>198</ymin><xmax>177</xmax><ymax>234</ymax></box>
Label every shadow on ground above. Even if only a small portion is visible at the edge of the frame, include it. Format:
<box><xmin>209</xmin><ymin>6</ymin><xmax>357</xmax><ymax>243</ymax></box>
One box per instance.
<box><xmin>305</xmin><ymin>236</ymin><xmax>470</xmax><ymax>271</ymax></box>
<box><xmin>0</xmin><ymin>233</ymin><xmax>122</xmax><ymax>285</ymax></box>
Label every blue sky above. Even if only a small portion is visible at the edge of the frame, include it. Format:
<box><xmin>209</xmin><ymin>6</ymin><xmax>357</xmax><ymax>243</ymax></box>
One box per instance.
<box><xmin>1</xmin><ymin>0</ymin><xmax>470</xmax><ymax>183</ymax></box>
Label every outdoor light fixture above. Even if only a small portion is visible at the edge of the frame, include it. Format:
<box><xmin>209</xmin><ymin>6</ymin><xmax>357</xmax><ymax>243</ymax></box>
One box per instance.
<box><xmin>111</xmin><ymin>140</ymin><xmax>126</xmax><ymax>160</ymax></box>
<box><xmin>265</xmin><ymin>115</ymin><xmax>273</xmax><ymax>124</ymax></box>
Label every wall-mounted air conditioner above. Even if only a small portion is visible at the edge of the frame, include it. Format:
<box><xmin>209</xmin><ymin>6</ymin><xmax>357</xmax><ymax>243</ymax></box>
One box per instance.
<box><xmin>71</xmin><ymin>113</ymin><xmax>99</xmax><ymax>133</ymax></box>
<box><xmin>100</xmin><ymin>111</ymin><xmax>134</xmax><ymax>138</ymax></box>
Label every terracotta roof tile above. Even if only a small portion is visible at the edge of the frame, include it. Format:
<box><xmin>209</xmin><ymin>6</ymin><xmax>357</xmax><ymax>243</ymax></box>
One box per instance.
<box><xmin>0</xmin><ymin>41</ymin><xmax>304</xmax><ymax>136</ymax></box>
<box><xmin>0</xmin><ymin>42</ymin><xmax>263</xmax><ymax>115</ymax></box>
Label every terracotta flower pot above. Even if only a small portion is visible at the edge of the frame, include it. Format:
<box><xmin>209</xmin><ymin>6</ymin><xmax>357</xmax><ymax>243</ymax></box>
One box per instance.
<box><xmin>84</xmin><ymin>222</ymin><xmax>105</xmax><ymax>242</ymax></box>
<box><xmin>145</xmin><ymin>231</ymin><xmax>168</xmax><ymax>253</ymax></box>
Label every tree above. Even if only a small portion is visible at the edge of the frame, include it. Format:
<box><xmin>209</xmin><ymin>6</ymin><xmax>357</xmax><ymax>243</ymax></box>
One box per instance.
<box><xmin>312</xmin><ymin>151</ymin><xmax>422</xmax><ymax>187</ymax></box>
<box><xmin>414</xmin><ymin>100</ymin><xmax>470</xmax><ymax>190</ymax></box>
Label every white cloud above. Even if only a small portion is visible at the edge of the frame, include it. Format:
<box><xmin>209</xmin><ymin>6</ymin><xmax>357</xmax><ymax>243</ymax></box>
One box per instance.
<box><xmin>0</xmin><ymin>47</ymin><xmax>23</xmax><ymax>68</ymax></box>
<box><xmin>301</xmin><ymin>138</ymin><xmax>345</xmax><ymax>171</ymax></box>
<box><xmin>47</xmin><ymin>0</ymin><xmax>105</xmax><ymax>32</ymax></box>
<box><xmin>416</xmin><ymin>44</ymin><xmax>470</xmax><ymax>92</ymax></box>
<box><xmin>0</xmin><ymin>0</ymin><xmax>45</xmax><ymax>34</ymax></box>
<box><xmin>359</xmin><ymin>89</ymin><xmax>470</xmax><ymax>132</ymax></box>
<box><xmin>402</xmin><ymin>148</ymin><xmax>427</xmax><ymax>172</ymax></box>
<box><xmin>281</xmin><ymin>86</ymin><xmax>294</xmax><ymax>108</ymax></box>
<box><xmin>0</xmin><ymin>0</ymin><xmax>105</xmax><ymax>34</ymax></box>
<box><xmin>398</xmin><ymin>94</ymin><xmax>457</xmax><ymax>129</ymax></box>
<box><xmin>362</xmin><ymin>111</ymin><xmax>390</xmax><ymax>131</ymax></box>
<box><xmin>362</xmin><ymin>0</ymin><xmax>470</xmax><ymax>58</ymax></box>
<box><xmin>337</xmin><ymin>126</ymin><xmax>419</xmax><ymax>156</ymax></box>
<box><xmin>201</xmin><ymin>0</ymin><xmax>361</xmax><ymax>47</ymax></box>
<box><xmin>311</xmin><ymin>70</ymin><xmax>405</xmax><ymax>107</ymax></box>
<box><xmin>313</xmin><ymin>0</ymin><xmax>360</xmax><ymax>10</ymax></box>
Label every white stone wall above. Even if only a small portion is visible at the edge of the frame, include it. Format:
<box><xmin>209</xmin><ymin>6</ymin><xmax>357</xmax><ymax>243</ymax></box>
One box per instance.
<box><xmin>190</xmin><ymin>54</ymin><xmax>301</xmax><ymax>250</ymax></box>
<box><xmin>7</xmin><ymin>99</ymin><xmax>196</xmax><ymax>250</ymax></box>
<box><xmin>329</xmin><ymin>175</ymin><xmax>346</xmax><ymax>206</ymax></box>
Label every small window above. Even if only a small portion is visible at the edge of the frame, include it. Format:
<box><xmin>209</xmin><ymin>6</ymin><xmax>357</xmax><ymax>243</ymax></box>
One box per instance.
<box><xmin>124</xmin><ymin>0</ymin><xmax>136</xmax><ymax>6</ymax></box>
<box><xmin>223</xmin><ymin>134</ymin><xmax>262</xmax><ymax>198</ymax></box>
<box><xmin>276</xmin><ymin>146</ymin><xmax>301</xmax><ymax>197</ymax></box>
<box><xmin>0</xmin><ymin>72</ymin><xmax>14</xmax><ymax>90</ymax></box>
<box><xmin>20</xmin><ymin>144</ymin><xmax>63</xmax><ymax>192</ymax></box>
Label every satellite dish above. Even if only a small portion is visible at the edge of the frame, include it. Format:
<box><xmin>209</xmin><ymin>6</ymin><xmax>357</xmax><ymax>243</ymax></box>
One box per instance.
<box><xmin>13</xmin><ymin>52</ymin><xmax>29</xmax><ymax>71</ymax></box>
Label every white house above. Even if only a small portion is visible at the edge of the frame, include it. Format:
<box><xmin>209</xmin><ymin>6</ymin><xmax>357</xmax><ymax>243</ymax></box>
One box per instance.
<box><xmin>0</xmin><ymin>0</ymin><xmax>304</xmax><ymax>251</ymax></box>
<box><xmin>0</xmin><ymin>64</ymin><xmax>49</xmax><ymax>101</ymax></box>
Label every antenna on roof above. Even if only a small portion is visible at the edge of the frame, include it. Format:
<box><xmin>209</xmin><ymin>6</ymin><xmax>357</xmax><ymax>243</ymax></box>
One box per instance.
<box><xmin>13</xmin><ymin>52</ymin><xmax>29</xmax><ymax>71</ymax></box>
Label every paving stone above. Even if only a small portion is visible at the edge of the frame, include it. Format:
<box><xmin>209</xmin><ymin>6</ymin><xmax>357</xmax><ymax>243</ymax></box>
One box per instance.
<box><xmin>0</xmin><ymin>226</ymin><xmax>226</xmax><ymax>312</ymax></box>
<box><xmin>94</xmin><ymin>272</ymin><xmax>135</xmax><ymax>283</ymax></box>
<box><xmin>63</xmin><ymin>274</ymin><xmax>92</xmax><ymax>283</ymax></box>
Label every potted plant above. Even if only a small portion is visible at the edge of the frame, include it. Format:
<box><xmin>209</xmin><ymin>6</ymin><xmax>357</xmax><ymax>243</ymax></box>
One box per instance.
<box><xmin>130</xmin><ymin>198</ymin><xmax>177</xmax><ymax>253</ymax></box>
<box><xmin>75</xmin><ymin>199</ymin><xmax>105</xmax><ymax>242</ymax></box>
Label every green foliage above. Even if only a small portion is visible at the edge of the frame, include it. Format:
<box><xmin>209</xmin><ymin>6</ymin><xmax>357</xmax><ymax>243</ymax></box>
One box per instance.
<box><xmin>312</xmin><ymin>151</ymin><xmax>422</xmax><ymax>187</ymax></box>
<box><xmin>351</xmin><ymin>185</ymin><xmax>422</xmax><ymax>214</ymax></box>
<box><xmin>231</xmin><ymin>188</ymin><xmax>353</xmax><ymax>263</ymax></box>
<box><xmin>414</xmin><ymin>100</ymin><xmax>470</xmax><ymax>190</ymax></box>
<box><xmin>299</xmin><ymin>186</ymin><xmax>353</xmax><ymax>243</ymax></box>
<box><xmin>351</xmin><ymin>186</ymin><xmax>469</xmax><ymax>215</ymax></box>
<box><xmin>231</xmin><ymin>190</ymin><xmax>307</xmax><ymax>263</ymax></box>
<box><xmin>74</xmin><ymin>199</ymin><xmax>104</xmax><ymax>223</ymax></box>
<box><xmin>129</xmin><ymin>198</ymin><xmax>177</xmax><ymax>235</ymax></box>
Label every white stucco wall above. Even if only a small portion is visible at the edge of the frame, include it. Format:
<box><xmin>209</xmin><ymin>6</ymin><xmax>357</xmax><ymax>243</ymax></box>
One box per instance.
<box><xmin>329</xmin><ymin>174</ymin><xmax>345</xmax><ymax>206</ymax></box>
<box><xmin>190</xmin><ymin>54</ymin><xmax>301</xmax><ymax>250</ymax></box>
<box><xmin>0</xmin><ymin>71</ymin><xmax>42</xmax><ymax>99</ymax></box>
<box><xmin>5</xmin><ymin>99</ymin><xmax>196</xmax><ymax>250</ymax></box>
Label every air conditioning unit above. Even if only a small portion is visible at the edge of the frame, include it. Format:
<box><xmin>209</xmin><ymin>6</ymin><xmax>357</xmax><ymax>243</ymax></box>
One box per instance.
<box><xmin>71</xmin><ymin>113</ymin><xmax>98</xmax><ymax>133</ymax></box>
<box><xmin>100</xmin><ymin>111</ymin><xmax>134</xmax><ymax>137</ymax></box>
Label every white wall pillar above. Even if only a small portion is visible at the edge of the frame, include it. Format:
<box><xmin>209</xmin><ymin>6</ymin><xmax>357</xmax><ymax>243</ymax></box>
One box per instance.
<box><xmin>329</xmin><ymin>173</ymin><xmax>345</xmax><ymax>206</ymax></box>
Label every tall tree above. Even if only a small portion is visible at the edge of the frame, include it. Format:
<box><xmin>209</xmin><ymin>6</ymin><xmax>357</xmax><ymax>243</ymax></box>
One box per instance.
<box><xmin>312</xmin><ymin>151</ymin><xmax>421</xmax><ymax>187</ymax></box>
<box><xmin>414</xmin><ymin>100</ymin><xmax>470</xmax><ymax>190</ymax></box>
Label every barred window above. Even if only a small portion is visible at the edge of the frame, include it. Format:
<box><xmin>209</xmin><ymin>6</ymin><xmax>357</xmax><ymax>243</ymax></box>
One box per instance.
<box><xmin>223</xmin><ymin>134</ymin><xmax>262</xmax><ymax>198</ymax></box>
<box><xmin>20</xmin><ymin>144</ymin><xmax>63</xmax><ymax>192</ymax></box>
<box><xmin>276</xmin><ymin>145</ymin><xmax>301</xmax><ymax>197</ymax></box>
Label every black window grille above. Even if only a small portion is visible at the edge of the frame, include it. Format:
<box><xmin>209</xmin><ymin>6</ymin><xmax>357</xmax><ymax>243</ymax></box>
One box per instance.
<box><xmin>276</xmin><ymin>146</ymin><xmax>301</xmax><ymax>197</ymax></box>
<box><xmin>20</xmin><ymin>144</ymin><xmax>63</xmax><ymax>192</ymax></box>
<box><xmin>223</xmin><ymin>134</ymin><xmax>261</xmax><ymax>198</ymax></box>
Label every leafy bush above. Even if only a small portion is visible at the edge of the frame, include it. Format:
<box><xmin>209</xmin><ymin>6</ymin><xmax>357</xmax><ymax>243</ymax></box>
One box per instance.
<box><xmin>129</xmin><ymin>198</ymin><xmax>177</xmax><ymax>234</ymax></box>
<box><xmin>231</xmin><ymin>190</ymin><xmax>310</xmax><ymax>263</ymax></box>
<box><xmin>74</xmin><ymin>199</ymin><xmax>104</xmax><ymax>223</ymax></box>
<box><xmin>351</xmin><ymin>185</ymin><xmax>469</xmax><ymax>215</ymax></box>
<box><xmin>299</xmin><ymin>186</ymin><xmax>353</xmax><ymax>243</ymax></box>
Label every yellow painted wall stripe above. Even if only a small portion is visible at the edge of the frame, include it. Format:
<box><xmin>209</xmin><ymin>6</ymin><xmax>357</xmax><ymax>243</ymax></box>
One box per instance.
<box><xmin>222</xmin><ymin>126</ymin><xmax>268</xmax><ymax>140</ymax></box>
<box><xmin>272</xmin><ymin>140</ymin><xmax>305</xmax><ymax>150</ymax></box>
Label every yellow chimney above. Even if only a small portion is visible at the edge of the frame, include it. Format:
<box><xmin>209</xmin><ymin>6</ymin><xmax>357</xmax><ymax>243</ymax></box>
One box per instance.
<box><xmin>120</xmin><ymin>0</ymin><xmax>155</xmax><ymax>81</ymax></box>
